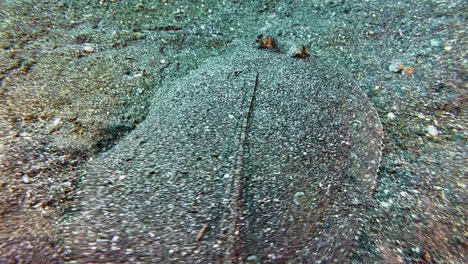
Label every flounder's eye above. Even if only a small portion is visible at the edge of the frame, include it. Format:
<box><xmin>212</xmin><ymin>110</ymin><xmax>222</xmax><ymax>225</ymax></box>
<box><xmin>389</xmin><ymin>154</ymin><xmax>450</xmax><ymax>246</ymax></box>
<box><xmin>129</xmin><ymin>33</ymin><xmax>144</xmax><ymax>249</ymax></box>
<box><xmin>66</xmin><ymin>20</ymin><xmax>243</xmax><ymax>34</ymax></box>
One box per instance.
<box><xmin>293</xmin><ymin>45</ymin><xmax>310</xmax><ymax>59</ymax></box>
<box><xmin>256</xmin><ymin>35</ymin><xmax>276</xmax><ymax>49</ymax></box>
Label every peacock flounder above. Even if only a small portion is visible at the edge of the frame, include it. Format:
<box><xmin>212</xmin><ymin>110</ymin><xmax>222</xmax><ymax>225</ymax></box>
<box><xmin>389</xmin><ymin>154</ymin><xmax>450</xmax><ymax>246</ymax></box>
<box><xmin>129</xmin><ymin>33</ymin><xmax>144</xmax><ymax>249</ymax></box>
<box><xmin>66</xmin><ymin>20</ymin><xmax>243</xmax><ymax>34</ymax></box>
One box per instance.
<box><xmin>65</xmin><ymin>45</ymin><xmax>383</xmax><ymax>264</ymax></box>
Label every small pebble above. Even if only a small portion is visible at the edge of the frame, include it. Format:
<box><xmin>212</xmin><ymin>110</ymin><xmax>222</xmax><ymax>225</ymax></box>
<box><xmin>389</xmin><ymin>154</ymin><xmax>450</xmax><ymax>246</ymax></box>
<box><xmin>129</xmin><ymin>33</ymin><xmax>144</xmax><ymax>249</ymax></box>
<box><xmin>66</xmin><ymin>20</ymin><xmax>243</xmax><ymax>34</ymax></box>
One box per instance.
<box><xmin>411</xmin><ymin>214</ymin><xmax>422</xmax><ymax>221</ymax></box>
<box><xmin>267</xmin><ymin>253</ymin><xmax>277</xmax><ymax>259</ymax></box>
<box><xmin>293</xmin><ymin>192</ymin><xmax>306</xmax><ymax>205</ymax></box>
<box><xmin>426</xmin><ymin>125</ymin><xmax>439</xmax><ymax>137</ymax></box>
<box><xmin>247</xmin><ymin>255</ymin><xmax>259</xmax><ymax>262</ymax></box>
<box><xmin>380</xmin><ymin>200</ymin><xmax>393</xmax><ymax>208</ymax></box>
<box><xmin>430</xmin><ymin>39</ymin><xmax>441</xmax><ymax>47</ymax></box>
<box><xmin>387</xmin><ymin>112</ymin><xmax>396</xmax><ymax>119</ymax></box>
<box><xmin>456</xmin><ymin>181</ymin><xmax>465</xmax><ymax>188</ymax></box>
<box><xmin>21</xmin><ymin>175</ymin><xmax>31</xmax><ymax>183</ymax></box>
<box><xmin>83</xmin><ymin>46</ymin><xmax>94</xmax><ymax>53</ymax></box>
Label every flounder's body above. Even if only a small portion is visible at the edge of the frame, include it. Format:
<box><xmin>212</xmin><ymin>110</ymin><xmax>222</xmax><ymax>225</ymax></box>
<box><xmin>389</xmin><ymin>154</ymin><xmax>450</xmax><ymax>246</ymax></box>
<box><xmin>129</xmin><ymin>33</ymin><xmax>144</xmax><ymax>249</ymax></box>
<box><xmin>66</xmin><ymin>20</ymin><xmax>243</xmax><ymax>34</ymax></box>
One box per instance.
<box><xmin>65</xmin><ymin>46</ymin><xmax>382</xmax><ymax>264</ymax></box>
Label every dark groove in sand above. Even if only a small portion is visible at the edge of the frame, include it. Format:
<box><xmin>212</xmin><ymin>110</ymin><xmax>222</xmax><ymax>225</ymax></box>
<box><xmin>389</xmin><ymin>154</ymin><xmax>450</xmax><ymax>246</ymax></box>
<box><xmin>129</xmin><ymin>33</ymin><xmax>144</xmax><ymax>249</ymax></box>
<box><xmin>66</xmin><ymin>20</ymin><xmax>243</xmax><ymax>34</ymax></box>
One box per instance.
<box><xmin>227</xmin><ymin>72</ymin><xmax>259</xmax><ymax>263</ymax></box>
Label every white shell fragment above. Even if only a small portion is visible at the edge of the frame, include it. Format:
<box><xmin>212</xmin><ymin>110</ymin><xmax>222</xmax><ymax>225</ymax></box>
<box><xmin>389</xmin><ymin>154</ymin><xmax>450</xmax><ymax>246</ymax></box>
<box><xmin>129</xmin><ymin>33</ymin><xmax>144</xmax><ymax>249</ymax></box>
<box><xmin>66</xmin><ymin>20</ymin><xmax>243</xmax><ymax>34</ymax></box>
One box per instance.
<box><xmin>426</xmin><ymin>125</ymin><xmax>439</xmax><ymax>137</ymax></box>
